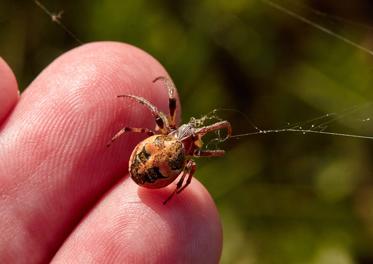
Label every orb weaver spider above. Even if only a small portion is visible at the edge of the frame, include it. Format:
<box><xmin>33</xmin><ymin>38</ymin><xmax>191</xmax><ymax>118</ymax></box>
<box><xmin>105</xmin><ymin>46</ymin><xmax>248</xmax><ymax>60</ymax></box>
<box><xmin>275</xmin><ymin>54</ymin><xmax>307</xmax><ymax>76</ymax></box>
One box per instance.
<box><xmin>107</xmin><ymin>77</ymin><xmax>232</xmax><ymax>204</ymax></box>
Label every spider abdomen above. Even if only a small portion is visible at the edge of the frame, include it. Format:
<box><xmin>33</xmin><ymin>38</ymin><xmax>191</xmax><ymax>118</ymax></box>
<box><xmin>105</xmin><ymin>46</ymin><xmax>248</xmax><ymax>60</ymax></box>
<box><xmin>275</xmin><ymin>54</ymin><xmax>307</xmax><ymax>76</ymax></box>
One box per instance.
<box><xmin>129</xmin><ymin>135</ymin><xmax>186</xmax><ymax>188</ymax></box>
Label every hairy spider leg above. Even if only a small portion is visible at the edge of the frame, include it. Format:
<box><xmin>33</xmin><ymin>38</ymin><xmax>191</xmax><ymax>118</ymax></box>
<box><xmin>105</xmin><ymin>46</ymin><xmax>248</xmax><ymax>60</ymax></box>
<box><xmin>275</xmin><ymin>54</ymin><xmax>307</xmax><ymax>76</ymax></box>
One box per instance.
<box><xmin>175</xmin><ymin>160</ymin><xmax>196</xmax><ymax>194</ymax></box>
<box><xmin>163</xmin><ymin>166</ymin><xmax>188</xmax><ymax>205</ymax></box>
<box><xmin>163</xmin><ymin>160</ymin><xmax>196</xmax><ymax>205</ymax></box>
<box><xmin>107</xmin><ymin>127</ymin><xmax>155</xmax><ymax>147</ymax></box>
<box><xmin>194</xmin><ymin>150</ymin><xmax>225</xmax><ymax>157</ymax></box>
<box><xmin>153</xmin><ymin>76</ymin><xmax>177</xmax><ymax>129</ymax></box>
<box><xmin>194</xmin><ymin>121</ymin><xmax>232</xmax><ymax>140</ymax></box>
<box><xmin>117</xmin><ymin>95</ymin><xmax>170</xmax><ymax>133</ymax></box>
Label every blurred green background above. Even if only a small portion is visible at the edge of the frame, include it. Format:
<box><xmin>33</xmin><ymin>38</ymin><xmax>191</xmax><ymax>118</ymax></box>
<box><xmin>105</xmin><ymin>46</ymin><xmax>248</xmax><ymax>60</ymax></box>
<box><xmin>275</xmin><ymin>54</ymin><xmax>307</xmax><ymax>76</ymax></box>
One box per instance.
<box><xmin>2</xmin><ymin>0</ymin><xmax>373</xmax><ymax>263</ymax></box>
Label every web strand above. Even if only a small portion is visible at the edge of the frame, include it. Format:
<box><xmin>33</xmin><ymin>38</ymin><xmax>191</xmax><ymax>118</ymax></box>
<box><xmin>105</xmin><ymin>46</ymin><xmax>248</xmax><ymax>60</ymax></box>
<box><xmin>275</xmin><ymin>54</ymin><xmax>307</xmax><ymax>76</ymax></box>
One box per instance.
<box><xmin>261</xmin><ymin>0</ymin><xmax>373</xmax><ymax>57</ymax></box>
<box><xmin>230</xmin><ymin>128</ymin><xmax>373</xmax><ymax>140</ymax></box>
<box><xmin>34</xmin><ymin>0</ymin><xmax>83</xmax><ymax>45</ymax></box>
<box><xmin>283</xmin><ymin>0</ymin><xmax>373</xmax><ymax>32</ymax></box>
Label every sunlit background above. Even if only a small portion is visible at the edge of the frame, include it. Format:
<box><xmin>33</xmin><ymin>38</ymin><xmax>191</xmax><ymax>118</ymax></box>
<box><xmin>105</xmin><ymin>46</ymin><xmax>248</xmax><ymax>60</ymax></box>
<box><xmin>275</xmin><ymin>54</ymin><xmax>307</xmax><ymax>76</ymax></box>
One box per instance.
<box><xmin>2</xmin><ymin>0</ymin><xmax>373</xmax><ymax>263</ymax></box>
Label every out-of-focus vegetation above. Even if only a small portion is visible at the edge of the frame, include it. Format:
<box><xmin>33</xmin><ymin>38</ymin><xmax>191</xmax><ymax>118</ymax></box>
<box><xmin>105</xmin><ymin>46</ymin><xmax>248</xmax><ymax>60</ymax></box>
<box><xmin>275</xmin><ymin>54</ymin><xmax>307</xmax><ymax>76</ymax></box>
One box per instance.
<box><xmin>2</xmin><ymin>0</ymin><xmax>373</xmax><ymax>263</ymax></box>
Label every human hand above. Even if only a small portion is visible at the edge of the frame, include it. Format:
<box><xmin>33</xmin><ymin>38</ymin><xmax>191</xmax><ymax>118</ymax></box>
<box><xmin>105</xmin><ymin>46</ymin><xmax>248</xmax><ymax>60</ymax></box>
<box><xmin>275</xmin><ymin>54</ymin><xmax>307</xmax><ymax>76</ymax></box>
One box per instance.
<box><xmin>0</xmin><ymin>42</ymin><xmax>222</xmax><ymax>263</ymax></box>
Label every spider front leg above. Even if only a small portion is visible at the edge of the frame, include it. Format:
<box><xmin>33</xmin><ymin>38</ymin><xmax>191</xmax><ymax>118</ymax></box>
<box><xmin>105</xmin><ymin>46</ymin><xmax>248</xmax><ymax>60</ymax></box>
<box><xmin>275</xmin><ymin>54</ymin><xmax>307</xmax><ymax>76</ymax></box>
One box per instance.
<box><xmin>163</xmin><ymin>160</ymin><xmax>196</xmax><ymax>205</ymax></box>
<box><xmin>153</xmin><ymin>76</ymin><xmax>177</xmax><ymax>129</ymax></box>
<box><xmin>195</xmin><ymin>120</ymin><xmax>232</xmax><ymax>140</ymax></box>
<box><xmin>107</xmin><ymin>127</ymin><xmax>155</xmax><ymax>147</ymax></box>
<box><xmin>117</xmin><ymin>94</ymin><xmax>170</xmax><ymax>133</ymax></box>
<box><xmin>163</xmin><ymin>169</ymin><xmax>187</xmax><ymax>205</ymax></box>
<box><xmin>176</xmin><ymin>160</ymin><xmax>196</xmax><ymax>194</ymax></box>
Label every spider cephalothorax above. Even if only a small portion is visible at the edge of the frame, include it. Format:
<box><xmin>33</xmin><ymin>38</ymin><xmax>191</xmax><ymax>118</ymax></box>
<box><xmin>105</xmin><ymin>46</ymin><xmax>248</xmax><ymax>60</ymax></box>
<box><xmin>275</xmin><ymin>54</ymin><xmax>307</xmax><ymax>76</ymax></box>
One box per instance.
<box><xmin>108</xmin><ymin>76</ymin><xmax>232</xmax><ymax>204</ymax></box>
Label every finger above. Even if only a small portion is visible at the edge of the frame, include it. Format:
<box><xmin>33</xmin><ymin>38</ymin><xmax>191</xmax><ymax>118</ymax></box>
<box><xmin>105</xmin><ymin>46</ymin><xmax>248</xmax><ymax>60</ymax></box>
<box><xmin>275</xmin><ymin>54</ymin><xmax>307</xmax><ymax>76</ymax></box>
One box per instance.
<box><xmin>0</xmin><ymin>57</ymin><xmax>19</xmax><ymax>125</ymax></box>
<box><xmin>0</xmin><ymin>42</ymin><xmax>173</xmax><ymax>262</ymax></box>
<box><xmin>52</xmin><ymin>179</ymin><xmax>222</xmax><ymax>263</ymax></box>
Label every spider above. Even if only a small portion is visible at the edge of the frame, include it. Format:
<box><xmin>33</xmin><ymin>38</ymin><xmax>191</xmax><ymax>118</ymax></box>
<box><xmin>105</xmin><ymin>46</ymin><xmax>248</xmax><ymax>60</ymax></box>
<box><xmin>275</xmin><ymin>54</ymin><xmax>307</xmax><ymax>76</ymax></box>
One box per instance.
<box><xmin>107</xmin><ymin>76</ymin><xmax>232</xmax><ymax>204</ymax></box>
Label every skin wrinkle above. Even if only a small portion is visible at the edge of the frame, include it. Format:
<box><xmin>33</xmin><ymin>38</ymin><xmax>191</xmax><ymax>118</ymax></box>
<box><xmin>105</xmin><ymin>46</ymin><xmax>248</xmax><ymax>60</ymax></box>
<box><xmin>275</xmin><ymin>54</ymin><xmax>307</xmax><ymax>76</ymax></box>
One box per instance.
<box><xmin>4</xmin><ymin>95</ymin><xmax>83</xmax><ymax>196</ymax></box>
<box><xmin>53</xmin><ymin>181</ymin><xmax>173</xmax><ymax>263</ymax></box>
<box><xmin>139</xmin><ymin>183</ymin><xmax>222</xmax><ymax>263</ymax></box>
<box><xmin>115</xmin><ymin>215</ymin><xmax>165</xmax><ymax>263</ymax></box>
<box><xmin>0</xmin><ymin>85</ymin><xmax>80</xmax><ymax>192</ymax></box>
<box><xmin>109</xmin><ymin>210</ymin><xmax>152</xmax><ymax>262</ymax></box>
<box><xmin>2</xmin><ymin>187</ymin><xmax>48</xmax><ymax>263</ymax></box>
<box><xmin>3</xmin><ymin>136</ymin><xmax>53</xmax><ymax>195</ymax></box>
<box><xmin>56</xmin><ymin>179</ymin><xmax>221</xmax><ymax>263</ymax></box>
<box><xmin>17</xmin><ymin>53</ymin><xmax>112</xmax><ymax>192</ymax></box>
<box><xmin>39</xmin><ymin>87</ymin><xmax>128</xmax><ymax>243</ymax></box>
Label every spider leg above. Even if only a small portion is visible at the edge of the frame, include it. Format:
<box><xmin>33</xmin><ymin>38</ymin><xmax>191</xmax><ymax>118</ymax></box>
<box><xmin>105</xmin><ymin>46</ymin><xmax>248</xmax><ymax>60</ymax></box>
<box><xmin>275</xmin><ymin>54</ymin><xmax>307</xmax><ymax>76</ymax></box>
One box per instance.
<box><xmin>163</xmin><ymin>168</ymin><xmax>188</xmax><ymax>205</ymax></box>
<box><xmin>107</xmin><ymin>127</ymin><xmax>155</xmax><ymax>147</ymax></box>
<box><xmin>176</xmin><ymin>160</ymin><xmax>196</xmax><ymax>194</ymax></box>
<box><xmin>194</xmin><ymin>150</ymin><xmax>225</xmax><ymax>157</ymax></box>
<box><xmin>194</xmin><ymin>121</ymin><xmax>232</xmax><ymax>141</ymax></box>
<box><xmin>117</xmin><ymin>95</ymin><xmax>170</xmax><ymax>133</ymax></box>
<box><xmin>163</xmin><ymin>160</ymin><xmax>196</xmax><ymax>205</ymax></box>
<box><xmin>153</xmin><ymin>76</ymin><xmax>177</xmax><ymax>129</ymax></box>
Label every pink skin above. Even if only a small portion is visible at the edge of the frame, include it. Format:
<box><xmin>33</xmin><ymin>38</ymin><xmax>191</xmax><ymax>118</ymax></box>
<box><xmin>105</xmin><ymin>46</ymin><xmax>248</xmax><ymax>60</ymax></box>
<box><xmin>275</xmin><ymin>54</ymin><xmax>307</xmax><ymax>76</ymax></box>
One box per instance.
<box><xmin>0</xmin><ymin>42</ymin><xmax>222</xmax><ymax>263</ymax></box>
<box><xmin>0</xmin><ymin>57</ymin><xmax>19</xmax><ymax>124</ymax></box>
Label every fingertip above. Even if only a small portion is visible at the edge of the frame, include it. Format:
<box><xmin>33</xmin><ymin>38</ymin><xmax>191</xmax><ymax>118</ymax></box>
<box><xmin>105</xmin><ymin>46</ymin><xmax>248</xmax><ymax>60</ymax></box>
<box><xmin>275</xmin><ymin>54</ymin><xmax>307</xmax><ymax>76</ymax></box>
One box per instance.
<box><xmin>0</xmin><ymin>57</ymin><xmax>19</xmax><ymax>124</ymax></box>
<box><xmin>141</xmin><ymin>179</ymin><xmax>223</xmax><ymax>263</ymax></box>
<box><xmin>53</xmin><ymin>178</ymin><xmax>222</xmax><ymax>263</ymax></box>
<box><xmin>138</xmin><ymin>179</ymin><xmax>223</xmax><ymax>263</ymax></box>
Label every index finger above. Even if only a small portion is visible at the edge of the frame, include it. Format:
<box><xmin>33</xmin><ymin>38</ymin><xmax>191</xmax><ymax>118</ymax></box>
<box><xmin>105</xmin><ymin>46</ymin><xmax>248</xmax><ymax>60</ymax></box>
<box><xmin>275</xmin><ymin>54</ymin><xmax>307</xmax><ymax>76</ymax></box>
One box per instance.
<box><xmin>0</xmin><ymin>42</ymin><xmax>173</xmax><ymax>262</ymax></box>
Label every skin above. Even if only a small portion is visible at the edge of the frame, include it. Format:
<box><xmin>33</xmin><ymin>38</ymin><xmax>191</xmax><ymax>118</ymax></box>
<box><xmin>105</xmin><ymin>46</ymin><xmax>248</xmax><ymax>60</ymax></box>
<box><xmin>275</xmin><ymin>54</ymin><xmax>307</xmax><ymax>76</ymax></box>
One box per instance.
<box><xmin>0</xmin><ymin>42</ymin><xmax>222</xmax><ymax>263</ymax></box>
<box><xmin>0</xmin><ymin>57</ymin><xmax>18</xmax><ymax>124</ymax></box>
